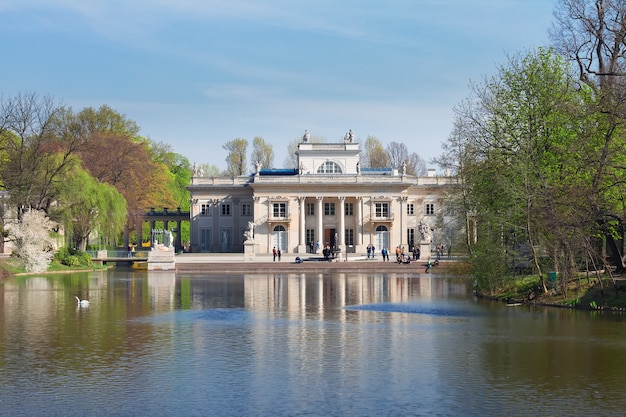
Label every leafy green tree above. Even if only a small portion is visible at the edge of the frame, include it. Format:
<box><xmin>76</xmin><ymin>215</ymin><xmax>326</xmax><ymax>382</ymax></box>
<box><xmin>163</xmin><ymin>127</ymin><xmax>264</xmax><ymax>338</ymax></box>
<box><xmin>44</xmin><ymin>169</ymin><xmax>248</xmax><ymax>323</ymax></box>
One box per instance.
<box><xmin>223</xmin><ymin>138</ymin><xmax>248</xmax><ymax>176</ymax></box>
<box><xmin>552</xmin><ymin>0</ymin><xmax>626</xmax><ymax>276</ymax></box>
<box><xmin>443</xmin><ymin>48</ymin><xmax>590</xmax><ymax>294</ymax></box>
<box><xmin>52</xmin><ymin>166</ymin><xmax>127</xmax><ymax>251</ymax></box>
<box><xmin>68</xmin><ymin>104</ymin><xmax>140</xmax><ymax>139</ymax></box>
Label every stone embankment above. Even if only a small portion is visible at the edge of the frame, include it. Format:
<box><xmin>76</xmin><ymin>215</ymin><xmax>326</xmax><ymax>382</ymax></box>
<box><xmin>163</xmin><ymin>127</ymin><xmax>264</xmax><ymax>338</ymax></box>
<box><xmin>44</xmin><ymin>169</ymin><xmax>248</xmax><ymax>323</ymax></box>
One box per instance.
<box><xmin>175</xmin><ymin>253</ymin><xmax>456</xmax><ymax>274</ymax></box>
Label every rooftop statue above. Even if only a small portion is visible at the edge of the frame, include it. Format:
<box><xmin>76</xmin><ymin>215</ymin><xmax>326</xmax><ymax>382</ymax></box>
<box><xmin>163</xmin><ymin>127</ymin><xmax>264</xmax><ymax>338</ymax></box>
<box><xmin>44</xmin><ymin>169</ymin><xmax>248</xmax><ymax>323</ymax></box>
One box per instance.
<box><xmin>344</xmin><ymin>129</ymin><xmax>355</xmax><ymax>143</ymax></box>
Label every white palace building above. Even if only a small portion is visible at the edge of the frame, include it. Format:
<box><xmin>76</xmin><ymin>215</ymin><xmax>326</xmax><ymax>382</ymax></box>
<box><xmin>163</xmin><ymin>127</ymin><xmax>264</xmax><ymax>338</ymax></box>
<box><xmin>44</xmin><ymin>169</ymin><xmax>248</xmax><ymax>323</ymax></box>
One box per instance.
<box><xmin>188</xmin><ymin>132</ymin><xmax>459</xmax><ymax>258</ymax></box>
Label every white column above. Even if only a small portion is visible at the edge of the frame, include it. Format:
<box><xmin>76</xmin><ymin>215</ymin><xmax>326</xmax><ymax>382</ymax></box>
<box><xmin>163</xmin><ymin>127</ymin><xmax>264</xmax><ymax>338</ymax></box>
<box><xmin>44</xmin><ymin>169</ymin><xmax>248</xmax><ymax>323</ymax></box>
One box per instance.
<box><xmin>356</xmin><ymin>197</ymin><xmax>362</xmax><ymax>248</ymax></box>
<box><xmin>400</xmin><ymin>196</ymin><xmax>408</xmax><ymax>248</ymax></box>
<box><xmin>298</xmin><ymin>197</ymin><xmax>306</xmax><ymax>253</ymax></box>
<box><xmin>316</xmin><ymin>196</ymin><xmax>323</xmax><ymax>252</ymax></box>
<box><xmin>338</xmin><ymin>196</ymin><xmax>345</xmax><ymax>256</ymax></box>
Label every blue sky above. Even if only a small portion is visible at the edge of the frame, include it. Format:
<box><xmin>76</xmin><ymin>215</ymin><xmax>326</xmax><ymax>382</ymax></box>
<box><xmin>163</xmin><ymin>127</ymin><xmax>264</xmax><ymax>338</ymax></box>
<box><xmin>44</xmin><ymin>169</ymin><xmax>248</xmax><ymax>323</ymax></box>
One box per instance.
<box><xmin>0</xmin><ymin>0</ymin><xmax>556</xmax><ymax>171</ymax></box>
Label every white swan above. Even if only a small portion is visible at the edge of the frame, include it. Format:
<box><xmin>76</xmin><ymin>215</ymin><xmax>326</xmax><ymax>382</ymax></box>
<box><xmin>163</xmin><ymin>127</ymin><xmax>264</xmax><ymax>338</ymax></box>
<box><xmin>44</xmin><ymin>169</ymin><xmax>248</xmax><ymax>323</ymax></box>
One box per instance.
<box><xmin>75</xmin><ymin>296</ymin><xmax>90</xmax><ymax>307</ymax></box>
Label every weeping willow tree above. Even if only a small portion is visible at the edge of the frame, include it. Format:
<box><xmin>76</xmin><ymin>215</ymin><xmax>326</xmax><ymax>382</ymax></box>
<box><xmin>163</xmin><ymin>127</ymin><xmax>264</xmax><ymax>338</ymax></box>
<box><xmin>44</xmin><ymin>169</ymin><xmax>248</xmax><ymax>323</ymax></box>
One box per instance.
<box><xmin>53</xmin><ymin>165</ymin><xmax>127</xmax><ymax>251</ymax></box>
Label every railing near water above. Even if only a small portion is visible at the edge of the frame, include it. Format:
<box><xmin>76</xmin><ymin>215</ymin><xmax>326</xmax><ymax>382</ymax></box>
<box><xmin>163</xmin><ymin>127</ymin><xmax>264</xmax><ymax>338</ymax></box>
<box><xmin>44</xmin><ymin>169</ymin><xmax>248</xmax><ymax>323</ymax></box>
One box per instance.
<box><xmin>87</xmin><ymin>250</ymin><xmax>150</xmax><ymax>260</ymax></box>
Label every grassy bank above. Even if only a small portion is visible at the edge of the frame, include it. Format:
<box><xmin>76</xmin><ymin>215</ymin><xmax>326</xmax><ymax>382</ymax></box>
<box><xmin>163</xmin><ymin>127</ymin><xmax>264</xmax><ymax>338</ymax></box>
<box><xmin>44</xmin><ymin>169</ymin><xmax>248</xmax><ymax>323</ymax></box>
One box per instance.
<box><xmin>0</xmin><ymin>256</ymin><xmax>109</xmax><ymax>280</ymax></box>
<box><xmin>480</xmin><ymin>272</ymin><xmax>626</xmax><ymax>311</ymax></box>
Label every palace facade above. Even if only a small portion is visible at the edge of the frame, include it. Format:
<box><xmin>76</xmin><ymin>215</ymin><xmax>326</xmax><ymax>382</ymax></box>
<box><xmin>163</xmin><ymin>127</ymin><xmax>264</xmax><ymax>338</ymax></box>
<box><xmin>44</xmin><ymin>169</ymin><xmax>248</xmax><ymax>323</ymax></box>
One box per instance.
<box><xmin>188</xmin><ymin>136</ymin><xmax>458</xmax><ymax>257</ymax></box>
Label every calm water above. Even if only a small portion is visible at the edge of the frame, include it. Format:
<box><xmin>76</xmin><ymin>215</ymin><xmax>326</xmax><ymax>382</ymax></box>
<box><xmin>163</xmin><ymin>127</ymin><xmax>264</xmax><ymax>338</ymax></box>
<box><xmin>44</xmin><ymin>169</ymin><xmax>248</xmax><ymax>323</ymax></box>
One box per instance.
<box><xmin>1</xmin><ymin>269</ymin><xmax>626</xmax><ymax>417</ymax></box>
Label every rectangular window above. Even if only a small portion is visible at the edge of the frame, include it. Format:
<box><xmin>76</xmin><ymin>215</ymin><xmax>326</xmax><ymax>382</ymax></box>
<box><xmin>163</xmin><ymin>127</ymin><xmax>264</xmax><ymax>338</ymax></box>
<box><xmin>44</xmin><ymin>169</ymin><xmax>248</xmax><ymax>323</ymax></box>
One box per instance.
<box><xmin>407</xmin><ymin>203</ymin><xmax>414</xmax><ymax>215</ymax></box>
<box><xmin>306</xmin><ymin>203</ymin><xmax>315</xmax><ymax>216</ymax></box>
<box><xmin>273</xmin><ymin>203</ymin><xmax>287</xmax><ymax>218</ymax></box>
<box><xmin>407</xmin><ymin>229</ymin><xmax>415</xmax><ymax>247</ymax></box>
<box><xmin>306</xmin><ymin>229</ymin><xmax>315</xmax><ymax>248</ymax></box>
<box><xmin>221</xmin><ymin>203</ymin><xmax>231</xmax><ymax>216</ymax></box>
<box><xmin>344</xmin><ymin>229</ymin><xmax>354</xmax><ymax>246</ymax></box>
<box><xmin>201</xmin><ymin>203</ymin><xmax>211</xmax><ymax>216</ymax></box>
<box><xmin>425</xmin><ymin>203</ymin><xmax>435</xmax><ymax>215</ymax></box>
<box><xmin>375</xmin><ymin>202</ymin><xmax>389</xmax><ymax>218</ymax></box>
<box><xmin>324</xmin><ymin>202</ymin><xmax>335</xmax><ymax>216</ymax></box>
<box><xmin>241</xmin><ymin>203</ymin><xmax>252</xmax><ymax>217</ymax></box>
<box><xmin>345</xmin><ymin>202</ymin><xmax>354</xmax><ymax>216</ymax></box>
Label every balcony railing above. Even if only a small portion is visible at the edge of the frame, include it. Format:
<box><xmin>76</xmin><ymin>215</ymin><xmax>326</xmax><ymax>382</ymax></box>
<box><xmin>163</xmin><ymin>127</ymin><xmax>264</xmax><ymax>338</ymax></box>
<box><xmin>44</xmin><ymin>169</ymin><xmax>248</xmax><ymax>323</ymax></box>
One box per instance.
<box><xmin>268</xmin><ymin>214</ymin><xmax>291</xmax><ymax>222</ymax></box>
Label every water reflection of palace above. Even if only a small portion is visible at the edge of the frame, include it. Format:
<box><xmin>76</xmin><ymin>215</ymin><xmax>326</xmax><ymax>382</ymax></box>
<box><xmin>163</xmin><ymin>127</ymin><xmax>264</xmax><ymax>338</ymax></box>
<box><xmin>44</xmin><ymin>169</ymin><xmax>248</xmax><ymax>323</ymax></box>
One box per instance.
<box><xmin>168</xmin><ymin>273</ymin><xmax>468</xmax><ymax>313</ymax></box>
<box><xmin>1</xmin><ymin>272</ymin><xmax>467</xmax><ymax>315</ymax></box>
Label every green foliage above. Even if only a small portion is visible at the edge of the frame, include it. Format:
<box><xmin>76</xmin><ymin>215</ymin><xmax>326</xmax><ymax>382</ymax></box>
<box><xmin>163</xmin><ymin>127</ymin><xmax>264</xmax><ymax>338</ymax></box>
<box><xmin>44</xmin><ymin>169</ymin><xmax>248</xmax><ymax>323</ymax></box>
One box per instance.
<box><xmin>447</xmin><ymin>47</ymin><xmax>611</xmax><ymax>287</ymax></box>
<box><xmin>470</xmin><ymin>238</ymin><xmax>513</xmax><ymax>296</ymax></box>
<box><xmin>54</xmin><ymin>246</ymin><xmax>92</xmax><ymax>268</ymax></box>
<box><xmin>52</xmin><ymin>165</ymin><xmax>127</xmax><ymax>251</ymax></box>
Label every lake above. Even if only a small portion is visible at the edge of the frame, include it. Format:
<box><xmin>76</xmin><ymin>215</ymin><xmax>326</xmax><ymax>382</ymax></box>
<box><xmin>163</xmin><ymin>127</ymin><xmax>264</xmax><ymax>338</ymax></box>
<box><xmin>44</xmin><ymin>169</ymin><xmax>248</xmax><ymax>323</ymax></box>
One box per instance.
<box><xmin>1</xmin><ymin>269</ymin><xmax>625</xmax><ymax>416</ymax></box>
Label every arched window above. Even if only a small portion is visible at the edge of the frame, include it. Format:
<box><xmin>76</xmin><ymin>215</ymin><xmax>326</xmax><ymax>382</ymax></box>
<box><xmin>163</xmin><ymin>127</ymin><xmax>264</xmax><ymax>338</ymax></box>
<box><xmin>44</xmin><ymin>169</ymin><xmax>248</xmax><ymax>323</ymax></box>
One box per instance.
<box><xmin>273</xmin><ymin>225</ymin><xmax>287</xmax><ymax>252</ymax></box>
<box><xmin>375</xmin><ymin>225</ymin><xmax>389</xmax><ymax>251</ymax></box>
<box><xmin>317</xmin><ymin>161</ymin><xmax>342</xmax><ymax>174</ymax></box>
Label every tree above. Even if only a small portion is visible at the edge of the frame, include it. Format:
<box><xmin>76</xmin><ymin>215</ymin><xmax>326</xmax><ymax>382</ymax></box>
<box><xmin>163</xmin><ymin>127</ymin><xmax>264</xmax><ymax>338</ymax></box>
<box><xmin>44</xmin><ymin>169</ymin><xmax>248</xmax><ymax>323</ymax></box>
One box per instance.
<box><xmin>551</xmin><ymin>0</ymin><xmax>626</xmax><ymax>275</ymax></box>
<box><xmin>407</xmin><ymin>152</ymin><xmax>427</xmax><ymax>176</ymax></box>
<box><xmin>80</xmin><ymin>132</ymin><xmax>177</xmax><ymax>240</ymax></box>
<box><xmin>362</xmin><ymin>136</ymin><xmax>389</xmax><ymax>168</ymax></box>
<box><xmin>7</xmin><ymin>209</ymin><xmax>55</xmax><ymax>272</ymax></box>
<box><xmin>0</xmin><ymin>93</ymin><xmax>81</xmax><ymax>216</ymax></box>
<box><xmin>250</xmin><ymin>136</ymin><xmax>274</xmax><ymax>171</ymax></box>
<box><xmin>69</xmin><ymin>104</ymin><xmax>140</xmax><ymax>139</ymax></box>
<box><xmin>441</xmin><ymin>48</ymin><xmax>589</xmax><ymax>295</ymax></box>
<box><xmin>386</xmin><ymin>141</ymin><xmax>408</xmax><ymax>170</ymax></box>
<box><xmin>52</xmin><ymin>166</ymin><xmax>127</xmax><ymax>251</ymax></box>
<box><xmin>199</xmin><ymin>163</ymin><xmax>221</xmax><ymax>177</ymax></box>
<box><xmin>223</xmin><ymin>138</ymin><xmax>248</xmax><ymax>176</ymax></box>
<box><xmin>69</xmin><ymin>107</ymin><xmax>177</xmax><ymax>245</ymax></box>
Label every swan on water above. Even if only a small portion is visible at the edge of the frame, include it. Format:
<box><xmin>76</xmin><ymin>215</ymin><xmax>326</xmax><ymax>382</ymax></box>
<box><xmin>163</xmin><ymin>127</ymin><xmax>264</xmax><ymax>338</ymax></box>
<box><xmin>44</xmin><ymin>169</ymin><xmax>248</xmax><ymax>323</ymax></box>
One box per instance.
<box><xmin>75</xmin><ymin>296</ymin><xmax>90</xmax><ymax>307</ymax></box>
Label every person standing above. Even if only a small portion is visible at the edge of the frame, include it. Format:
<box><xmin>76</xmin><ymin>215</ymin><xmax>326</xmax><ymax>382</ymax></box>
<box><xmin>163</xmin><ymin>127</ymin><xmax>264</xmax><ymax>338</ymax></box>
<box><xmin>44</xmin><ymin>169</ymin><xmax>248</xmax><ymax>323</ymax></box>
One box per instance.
<box><xmin>371</xmin><ymin>244</ymin><xmax>375</xmax><ymax>259</ymax></box>
<box><xmin>381</xmin><ymin>248</ymin><xmax>387</xmax><ymax>261</ymax></box>
<box><xmin>277</xmin><ymin>249</ymin><xmax>281</xmax><ymax>261</ymax></box>
<box><xmin>273</xmin><ymin>247</ymin><xmax>277</xmax><ymax>261</ymax></box>
<box><xmin>367</xmin><ymin>244</ymin><xmax>371</xmax><ymax>259</ymax></box>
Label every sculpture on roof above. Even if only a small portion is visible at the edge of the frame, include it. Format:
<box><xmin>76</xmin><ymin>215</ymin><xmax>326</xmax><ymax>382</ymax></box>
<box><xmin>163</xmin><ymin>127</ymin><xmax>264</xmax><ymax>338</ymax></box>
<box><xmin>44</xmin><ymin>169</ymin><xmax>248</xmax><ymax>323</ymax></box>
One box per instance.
<box><xmin>344</xmin><ymin>129</ymin><xmax>355</xmax><ymax>143</ymax></box>
<box><xmin>303</xmin><ymin>129</ymin><xmax>310</xmax><ymax>143</ymax></box>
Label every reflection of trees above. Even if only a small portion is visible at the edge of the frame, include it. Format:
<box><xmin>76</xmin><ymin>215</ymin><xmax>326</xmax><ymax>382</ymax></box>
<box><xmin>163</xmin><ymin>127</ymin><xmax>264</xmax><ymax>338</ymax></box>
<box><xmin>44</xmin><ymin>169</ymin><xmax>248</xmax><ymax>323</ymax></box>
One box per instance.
<box><xmin>0</xmin><ymin>273</ymin><xmax>470</xmax><ymax>380</ymax></box>
<box><xmin>0</xmin><ymin>273</ymin><xmax>171</xmax><ymax>377</ymax></box>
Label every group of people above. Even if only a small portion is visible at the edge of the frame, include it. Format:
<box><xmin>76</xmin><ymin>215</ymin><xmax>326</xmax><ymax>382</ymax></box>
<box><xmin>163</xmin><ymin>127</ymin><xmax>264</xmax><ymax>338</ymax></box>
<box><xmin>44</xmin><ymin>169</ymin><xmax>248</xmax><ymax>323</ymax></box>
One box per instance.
<box><xmin>272</xmin><ymin>246</ymin><xmax>282</xmax><ymax>261</ymax></box>
<box><xmin>368</xmin><ymin>244</ymin><xmax>422</xmax><ymax>263</ymax></box>
<box><xmin>394</xmin><ymin>245</ymin><xmax>421</xmax><ymax>263</ymax></box>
